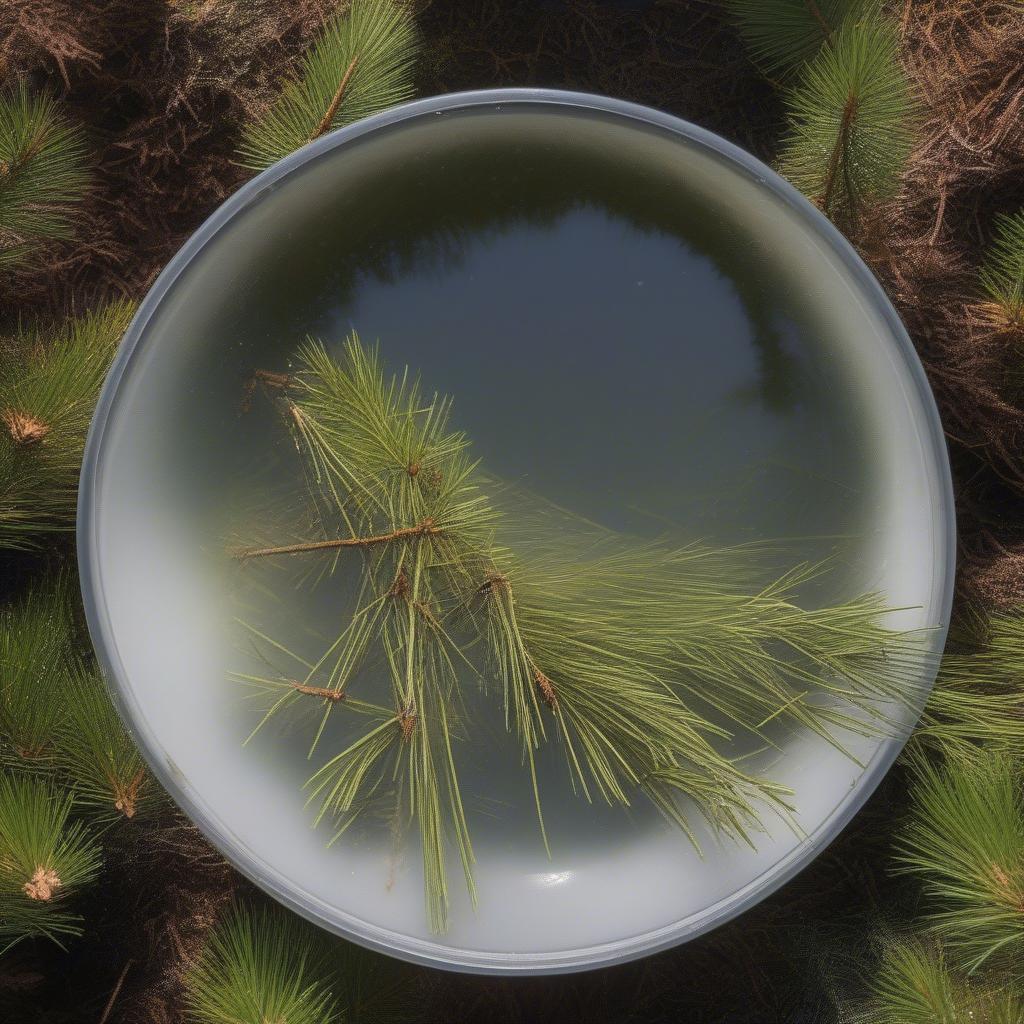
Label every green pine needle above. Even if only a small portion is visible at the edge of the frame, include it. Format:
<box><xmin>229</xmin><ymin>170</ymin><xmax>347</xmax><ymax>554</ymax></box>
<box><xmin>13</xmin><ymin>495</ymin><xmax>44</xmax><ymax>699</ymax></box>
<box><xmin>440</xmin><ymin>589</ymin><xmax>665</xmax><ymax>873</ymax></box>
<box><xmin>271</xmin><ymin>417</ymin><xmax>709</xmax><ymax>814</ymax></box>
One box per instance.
<box><xmin>896</xmin><ymin>750</ymin><xmax>1024</xmax><ymax>974</ymax></box>
<box><xmin>0</xmin><ymin>83</ymin><xmax>90</xmax><ymax>270</ymax></box>
<box><xmin>0</xmin><ymin>774</ymin><xmax>102</xmax><ymax>950</ymax></box>
<box><xmin>183</xmin><ymin>903</ymin><xmax>341</xmax><ymax>1024</ymax></box>
<box><xmin>0</xmin><ymin>300</ymin><xmax>134</xmax><ymax>550</ymax></box>
<box><xmin>235</xmin><ymin>332</ymin><xmax>918</xmax><ymax>933</ymax></box>
<box><xmin>916</xmin><ymin>606</ymin><xmax>1024</xmax><ymax>757</ymax></box>
<box><xmin>778</xmin><ymin>13</ymin><xmax>915</xmax><ymax>229</ymax></box>
<box><xmin>839</xmin><ymin>936</ymin><xmax>1023</xmax><ymax>1024</ymax></box>
<box><xmin>58</xmin><ymin>662</ymin><xmax>155</xmax><ymax>824</ymax></box>
<box><xmin>979</xmin><ymin>209</ymin><xmax>1024</xmax><ymax>335</ymax></box>
<box><xmin>0</xmin><ymin>575</ymin><xmax>76</xmax><ymax>764</ymax></box>
<box><xmin>724</xmin><ymin>0</ymin><xmax>875</xmax><ymax>76</ymax></box>
<box><xmin>237</xmin><ymin>0</ymin><xmax>420</xmax><ymax>171</ymax></box>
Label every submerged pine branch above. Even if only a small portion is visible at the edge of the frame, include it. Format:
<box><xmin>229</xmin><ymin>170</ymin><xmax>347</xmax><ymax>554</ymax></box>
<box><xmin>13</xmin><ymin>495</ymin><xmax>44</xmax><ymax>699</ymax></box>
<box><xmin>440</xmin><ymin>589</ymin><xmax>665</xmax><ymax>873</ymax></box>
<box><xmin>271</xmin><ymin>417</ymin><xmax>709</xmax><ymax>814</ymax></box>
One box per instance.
<box><xmin>232</xmin><ymin>331</ymin><xmax>921</xmax><ymax>932</ymax></box>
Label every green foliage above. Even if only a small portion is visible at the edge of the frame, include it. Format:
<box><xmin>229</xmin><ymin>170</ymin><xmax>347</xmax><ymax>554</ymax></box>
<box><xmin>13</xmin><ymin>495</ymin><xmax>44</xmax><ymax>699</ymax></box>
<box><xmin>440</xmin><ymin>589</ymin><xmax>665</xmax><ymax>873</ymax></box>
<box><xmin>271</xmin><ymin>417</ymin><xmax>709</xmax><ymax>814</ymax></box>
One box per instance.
<box><xmin>0</xmin><ymin>774</ymin><xmax>102</xmax><ymax>950</ymax></box>
<box><xmin>896</xmin><ymin>750</ymin><xmax>1024</xmax><ymax>974</ymax></box>
<box><xmin>58</xmin><ymin>663</ymin><xmax>155</xmax><ymax>823</ymax></box>
<box><xmin>838</xmin><ymin>936</ymin><xmax>1023</xmax><ymax>1024</ymax></box>
<box><xmin>979</xmin><ymin>209</ymin><xmax>1024</xmax><ymax>334</ymax></box>
<box><xmin>237</xmin><ymin>0</ymin><xmax>420</xmax><ymax>171</ymax></box>
<box><xmin>724</xmin><ymin>0</ymin><xmax>873</xmax><ymax>76</ymax></box>
<box><xmin>235</xmin><ymin>332</ymin><xmax>917</xmax><ymax>932</ymax></box>
<box><xmin>183</xmin><ymin>903</ymin><xmax>341</xmax><ymax>1024</ymax></box>
<box><xmin>0</xmin><ymin>575</ymin><xmax>76</xmax><ymax>763</ymax></box>
<box><xmin>0</xmin><ymin>83</ymin><xmax>90</xmax><ymax>270</ymax></box>
<box><xmin>917</xmin><ymin>607</ymin><xmax>1024</xmax><ymax>757</ymax></box>
<box><xmin>778</xmin><ymin>14</ymin><xmax>915</xmax><ymax>229</ymax></box>
<box><xmin>0</xmin><ymin>300</ymin><xmax>134</xmax><ymax>550</ymax></box>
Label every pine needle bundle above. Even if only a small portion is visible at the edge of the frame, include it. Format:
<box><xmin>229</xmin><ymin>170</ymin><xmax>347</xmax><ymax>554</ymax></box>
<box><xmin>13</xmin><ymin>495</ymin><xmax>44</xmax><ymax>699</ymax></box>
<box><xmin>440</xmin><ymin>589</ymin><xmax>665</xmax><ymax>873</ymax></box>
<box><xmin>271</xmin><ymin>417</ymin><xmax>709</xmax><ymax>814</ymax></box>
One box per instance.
<box><xmin>237</xmin><ymin>0</ymin><xmax>420</xmax><ymax>171</ymax></box>
<box><xmin>183</xmin><ymin>903</ymin><xmax>341</xmax><ymax>1024</ymax></box>
<box><xmin>0</xmin><ymin>575</ymin><xmax>75</xmax><ymax>763</ymax></box>
<box><xmin>0</xmin><ymin>83</ymin><xmax>89</xmax><ymax>271</ymax></box>
<box><xmin>234</xmin><ymin>333</ymin><xmax>919</xmax><ymax>932</ymax></box>
<box><xmin>777</xmin><ymin>13</ymin><xmax>915</xmax><ymax>230</ymax></box>
<box><xmin>0</xmin><ymin>774</ymin><xmax>101</xmax><ymax>951</ymax></box>
<box><xmin>916</xmin><ymin>607</ymin><xmax>1024</xmax><ymax>757</ymax></box>
<box><xmin>978</xmin><ymin>209</ymin><xmax>1024</xmax><ymax>337</ymax></box>
<box><xmin>57</xmin><ymin>663</ymin><xmax>155</xmax><ymax>823</ymax></box>
<box><xmin>838</xmin><ymin>935</ymin><xmax>1023</xmax><ymax>1024</ymax></box>
<box><xmin>724</xmin><ymin>0</ymin><xmax>874</xmax><ymax>76</ymax></box>
<box><xmin>0</xmin><ymin>300</ymin><xmax>134</xmax><ymax>550</ymax></box>
<box><xmin>896</xmin><ymin>750</ymin><xmax>1024</xmax><ymax>974</ymax></box>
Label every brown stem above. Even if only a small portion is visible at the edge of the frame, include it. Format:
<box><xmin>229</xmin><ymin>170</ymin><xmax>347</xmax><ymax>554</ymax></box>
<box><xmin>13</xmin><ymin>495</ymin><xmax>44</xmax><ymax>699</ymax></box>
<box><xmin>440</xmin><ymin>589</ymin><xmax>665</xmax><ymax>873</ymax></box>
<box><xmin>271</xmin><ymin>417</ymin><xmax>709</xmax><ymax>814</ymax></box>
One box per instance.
<box><xmin>532</xmin><ymin>664</ymin><xmax>558</xmax><ymax>710</ymax></box>
<box><xmin>804</xmin><ymin>0</ymin><xmax>833</xmax><ymax>43</ymax></box>
<box><xmin>398</xmin><ymin>704</ymin><xmax>417</xmax><ymax>742</ymax></box>
<box><xmin>310</xmin><ymin>54</ymin><xmax>360</xmax><ymax>141</ymax></box>
<box><xmin>821</xmin><ymin>93</ymin><xmax>859</xmax><ymax>220</ymax></box>
<box><xmin>113</xmin><ymin>768</ymin><xmax>146</xmax><ymax>818</ymax></box>
<box><xmin>290</xmin><ymin>682</ymin><xmax>346</xmax><ymax>702</ymax></box>
<box><xmin>232</xmin><ymin>518</ymin><xmax>441</xmax><ymax>559</ymax></box>
<box><xmin>98</xmin><ymin>960</ymin><xmax>133</xmax><ymax>1024</ymax></box>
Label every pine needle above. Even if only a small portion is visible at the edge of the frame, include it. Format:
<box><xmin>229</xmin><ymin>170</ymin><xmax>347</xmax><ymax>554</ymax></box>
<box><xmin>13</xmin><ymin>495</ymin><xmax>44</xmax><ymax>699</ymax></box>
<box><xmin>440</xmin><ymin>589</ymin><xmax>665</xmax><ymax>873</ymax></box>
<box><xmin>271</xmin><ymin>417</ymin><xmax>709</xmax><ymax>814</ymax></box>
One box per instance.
<box><xmin>237</xmin><ymin>0</ymin><xmax>420</xmax><ymax>171</ymax></box>
<box><xmin>183</xmin><ymin>903</ymin><xmax>341</xmax><ymax>1024</ymax></box>
<box><xmin>0</xmin><ymin>575</ymin><xmax>76</xmax><ymax>764</ymax></box>
<box><xmin>0</xmin><ymin>300</ymin><xmax>134</xmax><ymax>550</ymax></box>
<box><xmin>838</xmin><ymin>935</ymin><xmax>1024</xmax><ymax>1024</ymax></box>
<box><xmin>0</xmin><ymin>83</ymin><xmax>90</xmax><ymax>270</ymax></box>
<box><xmin>57</xmin><ymin>663</ymin><xmax>155</xmax><ymax>824</ymax></box>
<box><xmin>778</xmin><ymin>13</ymin><xmax>915</xmax><ymax>230</ymax></box>
<box><xmin>978</xmin><ymin>209</ymin><xmax>1024</xmax><ymax>335</ymax></box>
<box><xmin>0</xmin><ymin>774</ymin><xmax>101</xmax><ymax>951</ymax></box>
<box><xmin>724</xmin><ymin>0</ymin><xmax>875</xmax><ymax>76</ymax></box>
<box><xmin>896</xmin><ymin>750</ymin><xmax>1024</xmax><ymax>974</ymax></box>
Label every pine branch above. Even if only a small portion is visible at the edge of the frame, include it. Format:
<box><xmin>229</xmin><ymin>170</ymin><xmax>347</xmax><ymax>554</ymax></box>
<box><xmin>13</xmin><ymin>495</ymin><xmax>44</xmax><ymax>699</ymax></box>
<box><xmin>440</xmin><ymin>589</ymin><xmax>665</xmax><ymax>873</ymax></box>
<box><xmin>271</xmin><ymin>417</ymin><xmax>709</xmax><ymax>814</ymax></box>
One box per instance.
<box><xmin>0</xmin><ymin>775</ymin><xmax>102</xmax><ymax>950</ymax></box>
<box><xmin>896</xmin><ymin>750</ymin><xmax>1024</xmax><ymax>974</ymax></box>
<box><xmin>183</xmin><ymin>903</ymin><xmax>341</xmax><ymax>1024</ymax></box>
<box><xmin>57</xmin><ymin>663</ymin><xmax>155</xmax><ymax>823</ymax></box>
<box><xmin>915</xmin><ymin>606</ymin><xmax>1024</xmax><ymax>757</ymax></box>
<box><xmin>0</xmin><ymin>83</ymin><xmax>89</xmax><ymax>270</ymax></box>
<box><xmin>778</xmin><ymin>13</ymin><xmax>915</xmax><ymax>230</ymax></box>
<box><xmin>0</xmin><ymin>300</ymin><xmax>134</xmax><ymax>550</ymax></box>
<box><xmin>0</xmin><ymin>575</ymin><xmax>76</xmax><ymax>764</ymax></box>
<box><xmin>234</xmin><ymin>332</ymin><xmax>918</xmax><ymax>932</ymax></box>
<box><xmin>978</xmin><ymin>209</ymin><xmax>1024</xmax><ymax>336</ymax></box>
<box><xmin>724</xmin><ymin>0</ymin><xmax>875</xmax><ymax>76</ymax></box>
<box><xmin>237</xmin><ymin>0</ymin><xmax>420</xmax><ymax>171</ymax></box>
<box><xmin>836</xmin><ymin>935</ymin><xmax>1023</xmax><ymax>1024</ymax></box>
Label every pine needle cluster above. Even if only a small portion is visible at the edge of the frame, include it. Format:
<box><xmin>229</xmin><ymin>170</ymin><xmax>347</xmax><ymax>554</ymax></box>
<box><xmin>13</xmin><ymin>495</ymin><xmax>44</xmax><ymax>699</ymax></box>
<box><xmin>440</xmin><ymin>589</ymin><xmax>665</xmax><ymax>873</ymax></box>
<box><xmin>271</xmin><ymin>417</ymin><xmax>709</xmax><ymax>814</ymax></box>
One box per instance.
<box><xmin>184</xmin><ymin>904</ymin><xmax>341</xmax><ymax>1024</ymax></box>
<box><xmin>777</xmin><ymin>13</ymin><xmax>915</xmax><ymax>230</ymax></box>
<box><xmin>235</xmin><ymin>332</ymin><xmax>918</xmax><ymax>932</ymax></box>
<box><xmin>724</xmin><ymin>0</ymin><xmax>874</xmax><ymax>76</ymax></box>
<box><xmin>237</xmin><ymin>0</ymin><xmax>420</xmax><ymax>171</ymax></box>
<box><xmin>0</xmin><ymin>574</ymin><xmax>154</xmax><ymax>823</ymax></box>
<box><xmin>917</xmin><ymin>606</ymin><xmax>1024</xmax><ymax>758</ymax></box>
<box><xmin>0</xmin><ymin>300</ymin><xmax>134</xmax><ymax>550</ymax></box>
<box><xmin>838</xmin><ymin>935</ymin><xmax>1023</xmax><ymax>1024</ymax></box>
<box><xmin>896</xmin><ymin>750</ymin><xmax>1024</xmax><ymax>974</ymax></box>
<box><xmin>184</xmin><ymin>901</ymin><xmax>414</xmax><ymax>1024</ymax></box>
<box><xmin>0</xmin><ymin>83</ymin><xmax>90</xmax><ymax>271</ymax></box>
<box><xmin>0</xmin><ymin>774</ymin><xmax>102</xmax><ymax>951</ymax></box>
<box><xmin>978</xmin><ymin>209</ymin><xmax>1024</xmax><ymax>336</ymax></box>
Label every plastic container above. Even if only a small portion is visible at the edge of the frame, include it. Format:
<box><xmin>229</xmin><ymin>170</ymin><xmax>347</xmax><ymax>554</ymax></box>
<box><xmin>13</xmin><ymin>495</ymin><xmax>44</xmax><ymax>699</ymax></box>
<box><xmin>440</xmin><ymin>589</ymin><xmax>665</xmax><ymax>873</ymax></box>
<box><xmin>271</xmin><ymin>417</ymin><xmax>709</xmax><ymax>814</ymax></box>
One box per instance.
<box><xmin>78</xmin><ymin>89</ymin><xmax>955</xmax><ymax>974</ymax></box>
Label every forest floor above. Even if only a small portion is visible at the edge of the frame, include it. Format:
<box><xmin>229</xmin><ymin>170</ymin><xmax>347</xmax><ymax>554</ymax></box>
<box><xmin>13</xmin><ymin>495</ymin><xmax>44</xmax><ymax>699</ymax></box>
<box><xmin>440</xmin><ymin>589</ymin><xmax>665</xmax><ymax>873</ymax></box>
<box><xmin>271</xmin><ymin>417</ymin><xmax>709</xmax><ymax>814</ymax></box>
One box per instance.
<box><xmin>1</xmin><ymin>1</ymin><xmax>1022</xmax><ymax>1021</ymax></box>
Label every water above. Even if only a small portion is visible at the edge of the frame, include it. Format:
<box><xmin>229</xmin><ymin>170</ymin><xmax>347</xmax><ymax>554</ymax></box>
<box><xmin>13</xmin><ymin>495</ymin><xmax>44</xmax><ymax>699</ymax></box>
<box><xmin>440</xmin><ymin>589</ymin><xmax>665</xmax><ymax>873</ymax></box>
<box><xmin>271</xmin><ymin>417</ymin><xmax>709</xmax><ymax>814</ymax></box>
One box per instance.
<box><xmin>86</xmin><ymin>101</ymin><xmax>952</xmax><ymax>965</ymax></box>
